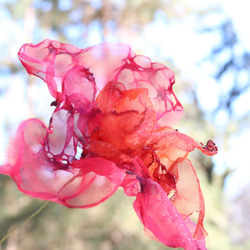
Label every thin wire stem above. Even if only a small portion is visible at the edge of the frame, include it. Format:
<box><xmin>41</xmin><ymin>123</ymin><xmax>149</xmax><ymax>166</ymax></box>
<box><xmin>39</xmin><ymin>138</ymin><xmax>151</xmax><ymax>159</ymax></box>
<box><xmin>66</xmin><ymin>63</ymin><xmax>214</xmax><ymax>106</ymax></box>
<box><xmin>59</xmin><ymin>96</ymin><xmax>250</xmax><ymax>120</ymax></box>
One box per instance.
<box><xmin>0</xmin><ymin>201</ymin><xmax>50</xmax><ymax>245</ymax></box>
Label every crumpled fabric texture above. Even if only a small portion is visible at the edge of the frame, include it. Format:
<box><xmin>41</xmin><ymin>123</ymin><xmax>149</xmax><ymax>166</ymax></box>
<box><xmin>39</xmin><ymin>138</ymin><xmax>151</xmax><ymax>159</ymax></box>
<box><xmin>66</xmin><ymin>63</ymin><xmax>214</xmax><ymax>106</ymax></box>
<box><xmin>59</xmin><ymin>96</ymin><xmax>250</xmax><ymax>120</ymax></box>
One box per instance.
<box><xmin>0</xmin><ymin>39</ymin><xmax>218</xmax><ymax>250</ymax></box>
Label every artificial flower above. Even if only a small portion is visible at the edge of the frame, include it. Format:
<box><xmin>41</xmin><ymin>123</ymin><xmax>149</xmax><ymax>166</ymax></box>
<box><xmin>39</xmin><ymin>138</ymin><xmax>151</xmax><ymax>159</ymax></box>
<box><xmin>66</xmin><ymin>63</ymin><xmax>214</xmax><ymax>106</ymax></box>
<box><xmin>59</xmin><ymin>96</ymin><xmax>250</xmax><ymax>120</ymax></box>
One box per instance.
<box><xmin>0</xmin><ymin>39</ymin><xmax>217</xmax><ymax>250</ymax></box>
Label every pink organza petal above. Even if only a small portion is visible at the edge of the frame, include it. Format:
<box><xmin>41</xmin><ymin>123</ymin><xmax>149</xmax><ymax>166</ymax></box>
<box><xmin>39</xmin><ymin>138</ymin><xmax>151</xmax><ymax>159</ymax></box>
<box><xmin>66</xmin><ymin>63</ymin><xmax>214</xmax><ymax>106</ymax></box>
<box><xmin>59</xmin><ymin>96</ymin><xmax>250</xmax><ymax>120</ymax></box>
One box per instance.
<box><xmin>18</xmin><ymin>40</ymin><xmax>132</xmax><ymax>97</ymax></box>
<box><xmin>1</xmin><ymin>118</ymin><xmax>48</xmax><ymax>176</ymax></box>
<box><xmin>150</xmin><ymin>128</ymin><xmax>218</xmax><ymax>159</ymax></box>
<box><xmin>18</xmin><ymin>39</ymin><xmax>83</xmax><ymax>99</ymax></box>
<box><xmin>65</xmin><ymin>158</ymin><xmax>126</xmax><ymax>208</ymax></box>
<box><xmin>0</xmin><ymin>163</ymin><xmax>12</xmax><ymax>175</ymax></box>
<box><xmin>145</xmin><ymin>129</ymin><xmax>200</xmax><ymax>171</ymax></box>
<box><xmin>121</xmin><ymin>174</ymin><xmax>141</xmax><ymax>197</ymax></box>
<box><xmin>170</xmin><ymin>158</ymin><xmax>207</xmax><ymax>241</ymax></box>
<box><xmin>133</xmin><ymin>179</ymin><xmax>207</xmax><ymax>250</ymax></box>
<box><xmin>63</xmin><ymin>65</ymin><xmax>97</xmax><ymax>112</ymax></box>
<box><xmin>114</xmin><ymin>56</ymin><xmax>183</xmax><ymax>126</ymax></box>
<box><xmin>78</xmin><ymin>43</ymin><xmax>132</xmax><ymax>92</ymax></box>
<box><xmin>18</xmin><ymin>39</ymin><xmax>183</xmax><ymax>126</ymax></box>
<box><xmin>47</xmin><ymin>108</ymin><xmax>77</xmax><ymax>160</ymax></box>
<box><xmin>80</xmin><ymin>42</ymin><xmax>183</xmax><ymax>126</ymax></box>
<box><xmin>0</xmin><ymin>119</ymin><xmax>65</xmax><ymax>199</ymax></box>
<box><xmin>0</xmin><ymin>119</ymin><xmax>126</xmax><ymax>208</ymax></box>
<box><xmin>150</xmin><ymin>129</ymin><xmax>198</xmax><ymax>152</ymax></box>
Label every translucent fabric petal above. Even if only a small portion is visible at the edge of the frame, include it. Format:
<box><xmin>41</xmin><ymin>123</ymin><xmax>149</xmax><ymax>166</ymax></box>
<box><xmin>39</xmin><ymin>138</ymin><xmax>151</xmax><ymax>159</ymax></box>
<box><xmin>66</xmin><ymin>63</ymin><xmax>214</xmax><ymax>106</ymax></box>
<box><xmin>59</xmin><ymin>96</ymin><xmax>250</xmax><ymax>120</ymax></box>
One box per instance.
<box><xmin>78</xmin><ymin>43</ymin><xmax>132</xmax><ymax>92</ymax></box>
<box><xmin>81</xmin><ymin>43</ymin><xmax>184</xmax><ymax>126</ymax></box>
<box><xmin>169</xmin><ymin>159</ymin><xmax>207</xmax><ymax>242</ymax></box>
<box><xmin>63</xmin><ymin>65</ymin><xmax>96</xmax><ymax>112</ymax></box>
<box><xmin>1</xmin><ymin>119</ymin><xmax>126</xmax><ymax>208</ymax></box>
<box><xmin>47</xmin><ymin>108</ymin><xmax>76</xmax><ymax>161</ymax></box>
<box><xmin>96</xmin><ymin>81</ymin><xmax>155</xmax><ymax>151</ymax></box>
<box><xmin>18</xmin><ymin>39</ymin><xmax>183</xmax><ymax>126</ymax></box>
<box><xmin>115</xmin><ymin>57</ymin><xmax>183</xmax><ymax>126</ymax></box>
<box><xmin>133</xmin><ymin>178</ymin><xmax>207</xmax><ymax>250</ymax></box>
<box><xmin>18</xmin><ymin>39</ymin><xmax>81</xmax><ymax>99</ymax></box>
<box><xmin>148</xmin><ymin>128</ymin><xmax>218</xmax><ymax>170</ymax></box>
<box><xmin>61</xmin><ymin>157</ymin><xmax>126</xmax><ymax>208</ymax></box>
<box><xmin>150</xmin><ymin>127</ymin><xmax>217</xmax><ymax>156</ymax></box>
